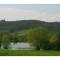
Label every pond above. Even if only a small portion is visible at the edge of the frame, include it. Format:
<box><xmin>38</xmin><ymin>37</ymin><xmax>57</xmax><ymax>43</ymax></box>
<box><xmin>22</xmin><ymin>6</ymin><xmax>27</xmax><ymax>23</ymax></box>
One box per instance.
<box><xmin>1</xmin><ymin>42</ymin><xmax>34</xmax><ymax>50</ymax></box>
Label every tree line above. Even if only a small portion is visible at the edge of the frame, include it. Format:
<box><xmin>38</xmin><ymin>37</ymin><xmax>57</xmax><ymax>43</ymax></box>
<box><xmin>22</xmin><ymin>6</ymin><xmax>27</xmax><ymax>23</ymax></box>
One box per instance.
<box><xmin>0</xmin><ymin>27</ymin><xmax>60</xmax><ymax>50</ymax></box>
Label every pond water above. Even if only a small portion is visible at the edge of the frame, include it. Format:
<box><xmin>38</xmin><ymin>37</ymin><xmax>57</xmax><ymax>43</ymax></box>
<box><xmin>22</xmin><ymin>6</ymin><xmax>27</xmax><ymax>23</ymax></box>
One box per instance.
<box><xmin>1</xmin><ymin>42</ymin><xmax>34</xmax><ymax>50</ymax></box>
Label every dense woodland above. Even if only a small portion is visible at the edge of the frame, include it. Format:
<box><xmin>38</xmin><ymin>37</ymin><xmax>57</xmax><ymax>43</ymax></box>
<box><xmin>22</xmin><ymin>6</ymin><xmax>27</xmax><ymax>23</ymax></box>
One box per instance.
<box><xmin>0</xmin><ymin>19</ymin><xmax>60</xmax><ymax>32</ymax></box>
<box><xmin>0</xmin><ymin>20</ymin><xmax>60</xmax><ymax>50</ymax></box>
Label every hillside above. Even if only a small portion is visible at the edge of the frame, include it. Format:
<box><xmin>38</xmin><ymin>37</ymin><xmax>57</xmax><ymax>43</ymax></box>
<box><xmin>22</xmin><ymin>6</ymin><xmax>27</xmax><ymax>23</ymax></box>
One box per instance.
<box><xmin>0</xmin><ymin>20</ymin><xmax>60</xmax><ymax>32</ymax></box>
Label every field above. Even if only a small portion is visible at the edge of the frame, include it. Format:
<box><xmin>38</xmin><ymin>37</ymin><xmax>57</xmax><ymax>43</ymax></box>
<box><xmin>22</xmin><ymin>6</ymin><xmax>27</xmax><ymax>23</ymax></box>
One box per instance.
<box><xmin>0</xmin><ymin>49</ymin><xmax>60</xmax><ymax>56</ymax></box>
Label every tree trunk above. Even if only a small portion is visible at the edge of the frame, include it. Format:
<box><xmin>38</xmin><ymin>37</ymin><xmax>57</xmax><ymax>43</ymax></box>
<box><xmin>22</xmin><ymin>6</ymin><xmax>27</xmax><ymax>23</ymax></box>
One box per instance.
<box><xmin>0</xmin><ymin>43</ymin><xmax>1</xmax><ymax>48</ymax></box>
<box><xmin>36</xmin><ymin>46</ymin><xmax>40</xmax><ymax>50</ymax></box>
<box><xmin>3</xmin><ymin>44</ymin><xmax>9</xmax><ymax>49</ymax></box>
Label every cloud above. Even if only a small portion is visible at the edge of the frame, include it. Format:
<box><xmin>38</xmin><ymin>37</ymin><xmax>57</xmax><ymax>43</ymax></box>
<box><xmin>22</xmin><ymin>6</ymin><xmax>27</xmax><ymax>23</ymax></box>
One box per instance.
<box><xmin>0</xmin><ymin>8</ymin><xmax>37</xmax><ymax>20</ymax></box>
<box><xmin>32</xmin><ymin>12</ymin><xmax>60</xmax><ymax>22</ymax></box>
<box><xmin>0</xmin><ymin>8</ymin><xmax>60</xmax><ymax>22</ymax></box>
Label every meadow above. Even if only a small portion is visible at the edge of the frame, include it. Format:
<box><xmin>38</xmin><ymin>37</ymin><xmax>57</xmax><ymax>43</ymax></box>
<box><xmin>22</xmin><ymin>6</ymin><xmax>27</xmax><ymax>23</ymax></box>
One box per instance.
<box><xmin>0</xmin><ymin>49</ymin><xmax>60</xmax><ymax>56</ymax></box>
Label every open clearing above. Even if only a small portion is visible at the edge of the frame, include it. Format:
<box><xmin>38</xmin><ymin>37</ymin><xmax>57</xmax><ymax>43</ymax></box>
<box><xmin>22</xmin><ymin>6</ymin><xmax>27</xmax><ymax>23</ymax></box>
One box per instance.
<box><xmin>0</xmin><ymin>49</ymin><xmax>60</xmax><ymax>56</ymax></box>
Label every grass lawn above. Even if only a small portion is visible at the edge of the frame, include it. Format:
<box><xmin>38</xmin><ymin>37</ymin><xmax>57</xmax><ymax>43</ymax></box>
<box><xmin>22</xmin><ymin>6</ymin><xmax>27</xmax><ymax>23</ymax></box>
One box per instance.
<box><xmin>0</xmin><ymin>49</ymin><xmax>60</xmax><ymax>56</ymax></box>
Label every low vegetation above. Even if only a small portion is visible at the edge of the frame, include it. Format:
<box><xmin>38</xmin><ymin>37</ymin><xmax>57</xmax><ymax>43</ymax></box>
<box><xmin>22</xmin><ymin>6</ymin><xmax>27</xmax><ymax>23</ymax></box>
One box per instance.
<box><xmin>0</xmin><ymin>20</ymin><xmax>60</xmax><ymax>55</ymax></box>
<box><xmin>0</xmin><ymin>27</ymin><xmax>60</xmax><ymax>51</ymax></box>
<box><xmin>0</xmin><ymin>49</ymin><xmax>60</xmax><ymax>56</ymax></box>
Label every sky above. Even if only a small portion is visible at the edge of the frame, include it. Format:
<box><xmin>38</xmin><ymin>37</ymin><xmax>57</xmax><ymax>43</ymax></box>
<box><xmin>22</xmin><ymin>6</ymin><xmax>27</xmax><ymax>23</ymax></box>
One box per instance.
<box><xmin>0</xmin><ymin>4</ymin><xmax>60</xmax><ymax>22</ymax></box>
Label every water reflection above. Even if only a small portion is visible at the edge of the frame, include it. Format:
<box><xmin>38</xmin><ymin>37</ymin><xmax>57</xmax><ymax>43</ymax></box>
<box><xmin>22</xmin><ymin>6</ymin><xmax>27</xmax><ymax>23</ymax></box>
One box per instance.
<box><xmin>1</xmin><ymin>42</ymin><xmax>34</xmax><ymax>50</ymax></box>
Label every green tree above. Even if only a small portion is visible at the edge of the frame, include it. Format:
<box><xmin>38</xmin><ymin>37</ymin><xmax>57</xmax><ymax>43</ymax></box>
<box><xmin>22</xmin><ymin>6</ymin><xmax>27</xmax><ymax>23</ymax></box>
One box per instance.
<box><xmin>1</xmin><ymin>32</ymin><xmax>11</xmax><ymax>49</ymax></box>
<box><xmin>12</xmin><ymin>32</ymin><xmax>28</xmax><ymax>43</ymax></box>
<box><xmin>55</xmin><ymin>32</ymin><xmax>60</xmax><ymax>50</ymax></box>
<box><xmin>12</xmin><ymin>34</ymin><xmax>19</xmax><ymax>43</ymax></box>
<box><xmin>48</xmin><ymin>32</ymin><xmax>60</xmax><ymax>50</ymax></box>
<box><xmin>27</xmin><ymin>27</ymin><xmax>48</xmax><ymax>50</ymax></box>
<box><xmin>0</xmin><ymin>32</ymin><xmax>3</xmax><ymax>48</ymax></box>
<box><xmin>48</xmin><ymin>32</ymin><xmax>58</xmax><ymax>50</ymax></box>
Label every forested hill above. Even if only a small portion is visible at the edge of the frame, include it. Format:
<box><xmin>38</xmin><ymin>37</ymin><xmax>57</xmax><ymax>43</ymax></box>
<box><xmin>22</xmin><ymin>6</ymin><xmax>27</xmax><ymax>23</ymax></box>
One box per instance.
<box><xmin>0</xmin><ymin>20</ymin><xmax>60</xmax><ymax>32</ymax></box>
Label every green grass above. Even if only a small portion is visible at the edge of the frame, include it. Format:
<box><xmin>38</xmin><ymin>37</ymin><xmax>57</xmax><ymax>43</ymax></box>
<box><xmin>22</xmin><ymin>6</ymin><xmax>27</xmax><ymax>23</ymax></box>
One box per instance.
<box><xmin>0</xmin><ymin>49</ymin><xmax>60</xmax><ymax>56</ymax></box>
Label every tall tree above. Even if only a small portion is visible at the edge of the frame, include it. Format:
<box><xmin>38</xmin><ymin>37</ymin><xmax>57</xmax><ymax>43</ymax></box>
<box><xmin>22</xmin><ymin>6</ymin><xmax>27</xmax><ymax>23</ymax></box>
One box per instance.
<box><xmin>1</xmin><ymin>32</ymin><xmax>11</xmax><ymax>49</ymax></box>
<box><xmin>0</xmin><ymin>32</ymin><xmax>2</xmax><ymax>48</ymax></box>
<box><xmin>48</xmin><ymin>32</ymin><xmax>58</xmax><ymax>50</ymax></box>
<box><xmin>27</xmin><ymin>27</ymin><xmax>48</xmax><ymax>50</ymax></box>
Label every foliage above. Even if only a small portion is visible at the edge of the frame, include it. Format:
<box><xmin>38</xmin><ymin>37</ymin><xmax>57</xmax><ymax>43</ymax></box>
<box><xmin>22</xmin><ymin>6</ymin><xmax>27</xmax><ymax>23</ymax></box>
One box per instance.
<box><xmin>1</xmin><ymin>32</ymin><xmax>11</xmax><ymax>49</ymax></box>
<box><xmin>27</xmin><ymin>27</ymin><xmax>48</xmax><ymax>50</ymax></box>
<box><xmin>0</xmin><ymin>49</ymin><xmax>60</xmax><ymax>56</ymax></box>
<box><xmin>0</xmin><ymin>20</ymin><xmax>60</xmax><ymax>32</ymax></box>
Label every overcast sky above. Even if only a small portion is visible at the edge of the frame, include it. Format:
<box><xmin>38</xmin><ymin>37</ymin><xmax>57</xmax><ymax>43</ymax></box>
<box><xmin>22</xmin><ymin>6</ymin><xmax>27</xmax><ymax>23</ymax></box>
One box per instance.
<box><xmin>0</xmin><ymin>4</ymin><xmax>60</xmax><ymax>22</ymax></box>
